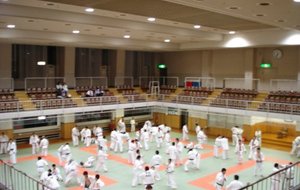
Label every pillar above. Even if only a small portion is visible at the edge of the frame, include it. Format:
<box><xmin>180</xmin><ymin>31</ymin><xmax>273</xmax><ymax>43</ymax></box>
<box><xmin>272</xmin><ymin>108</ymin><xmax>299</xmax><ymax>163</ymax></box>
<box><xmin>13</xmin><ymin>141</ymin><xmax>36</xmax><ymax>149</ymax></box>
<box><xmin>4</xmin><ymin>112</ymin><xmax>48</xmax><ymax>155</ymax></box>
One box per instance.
<box><xmin>60</xmin><ymin>114</ymin><xmax>75</xmax><ymax>139</ymax></box>
<box><xmin>0</xmin><ymin>43</ymin><xmax>12</xmax><ymax>88</ymax></box>
<box><xmin>115</xmin><ymin>50</ymin><xmax>126</xmax><ymax>85</ymax></box>
<box><xmin>64</xmin><ymin>47</ymin><xmax>75</xmax><ymax>88</ymax></box>
<box><xmin>201</xmin><ymin>50</ymin><xmax>213</xmax><ymax>77</ymax></box>
<box><xmin>0</xmin><ymin>119</ymin><xmax>14</xmax><ymax>139</ymax></box>
<box><xmin>297</xmin><ymin>47</ymin><xmax>300</xmax><ymax>91</ymax></box>
<box><xmin>244</xmin><ymin>49</ymin><xmax>255</xmax><ymax>89</ymax></box>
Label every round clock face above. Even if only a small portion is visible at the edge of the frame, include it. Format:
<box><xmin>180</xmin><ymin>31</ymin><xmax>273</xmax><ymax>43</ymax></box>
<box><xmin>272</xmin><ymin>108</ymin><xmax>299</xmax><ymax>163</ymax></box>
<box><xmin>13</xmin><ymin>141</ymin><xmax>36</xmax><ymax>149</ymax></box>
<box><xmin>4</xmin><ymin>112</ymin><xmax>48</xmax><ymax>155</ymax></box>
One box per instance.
<box><xmin>272</xmin><ymin>49</ymin><xmax>283</xmax><ymax>59</ymax></box>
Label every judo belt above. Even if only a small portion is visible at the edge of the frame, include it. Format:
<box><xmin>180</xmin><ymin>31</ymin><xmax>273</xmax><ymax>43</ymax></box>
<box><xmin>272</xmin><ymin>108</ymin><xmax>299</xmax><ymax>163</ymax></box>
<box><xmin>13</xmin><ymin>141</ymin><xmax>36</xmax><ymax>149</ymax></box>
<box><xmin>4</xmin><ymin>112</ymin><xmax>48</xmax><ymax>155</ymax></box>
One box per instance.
<box><xmin>216</xmin><ymin>183</ymin><xmax>224</xmax><ymax>187</ymax></box>
<box><xmin>121</xmin><ymin>132</ymin><xmax>126</xmax><ymax>134</ymax></box>
<box><xmin>256</xmin><ymin>161</ymin><xmax>262</xmax><ymax>163</ymax></box>
<box><xmin>189</xmin><ymin>159</ymin><xmax>194</xmax><ymax>160</ymax></box>
<box><xmin>167</xmin><ymin>171</ymin><xmax>174</xmax><ymax>173</ymax></box>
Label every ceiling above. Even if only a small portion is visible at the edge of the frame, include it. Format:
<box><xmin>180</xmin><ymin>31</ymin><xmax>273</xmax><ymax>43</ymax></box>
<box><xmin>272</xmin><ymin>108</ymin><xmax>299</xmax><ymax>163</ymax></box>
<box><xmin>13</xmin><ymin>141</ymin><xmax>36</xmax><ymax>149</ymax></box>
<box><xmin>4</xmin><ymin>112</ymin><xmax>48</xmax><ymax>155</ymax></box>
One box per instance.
<box><xmin>0</xmin><ymin>0</ymin><xmax>299</xmax><ymax>51</ymax></box>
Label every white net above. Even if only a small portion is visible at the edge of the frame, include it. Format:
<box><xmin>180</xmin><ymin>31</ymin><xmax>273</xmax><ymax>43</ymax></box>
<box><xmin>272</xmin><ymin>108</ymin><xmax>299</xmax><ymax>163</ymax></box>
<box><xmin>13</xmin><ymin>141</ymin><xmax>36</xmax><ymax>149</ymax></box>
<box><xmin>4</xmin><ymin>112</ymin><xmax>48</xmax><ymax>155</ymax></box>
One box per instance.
<box><xmin>270</xmin><ymin>79</ymin><xmax>300</xmax><ymax>91</ymax></box>
<box><xmin>224</xmin><ymin>78</ymin><xmax>260</xmax><ymax>90</ymax></box>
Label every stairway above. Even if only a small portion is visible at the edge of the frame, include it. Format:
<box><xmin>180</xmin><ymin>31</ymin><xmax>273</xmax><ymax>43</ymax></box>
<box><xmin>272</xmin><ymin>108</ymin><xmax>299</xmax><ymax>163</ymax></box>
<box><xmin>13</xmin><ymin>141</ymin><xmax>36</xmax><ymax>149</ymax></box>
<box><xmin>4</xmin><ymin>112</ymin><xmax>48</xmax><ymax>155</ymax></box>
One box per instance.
<box><xmin>262</xmin><ymin>133</ymin><xmax>293</xmax><ymax>151</ymax></box>
<box><xmin>14</xmin><ymin>91</ymin><xmax>36</xmax><ymax>111</ymax></box>
<box><xmin>109</xmin><ymin>88</ymin><xmax>127</xmax><ymax>103</ymax></box>
<box><xmin>201</xmin><ymin>88</ymin><xmax>223</xmax><ymax>106</ymax></box>
<box><xmin>248</xmin><ymin>92</ymin><xmax>268</xmax><ymax>110</ymax></box>
<box><xmin>68</xmin><ymin>89</ymin><xmax>86</xmax><ymax>106</ymax></box>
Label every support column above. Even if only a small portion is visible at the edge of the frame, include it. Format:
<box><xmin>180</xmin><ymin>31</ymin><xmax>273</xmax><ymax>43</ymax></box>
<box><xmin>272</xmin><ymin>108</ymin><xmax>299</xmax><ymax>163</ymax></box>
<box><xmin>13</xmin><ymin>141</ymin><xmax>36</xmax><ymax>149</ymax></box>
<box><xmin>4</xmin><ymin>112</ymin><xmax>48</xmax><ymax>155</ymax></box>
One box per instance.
<box><xmin>64</xmin><ymin>47</ymin><xmax>75</xmax><ymax>88</ymax></box>
<box><xmin>0</xmin><ymin>44</ymin><xmax>12</xmax><ymax>88</ymax></box>
<box><xmin>0</xmin><ymin>119</ymin><xmax>13</xmax><ymax>139</ymax></box>
<box><xmin>201</xmin><ymin>50</ymin><xmax>212</xmax><ymax>77</ymax></box>
<box><xmin>60</xmin><ymin>114</ymin><xmax>75</xmax><ymax>140</ymax></box>
<box><xmin>244</xmin><ymin>49</ymin><xmax>254</xmax><ymax>89</ymax></box>
<box><xmin>297</xmin><ymin>47</ymin><xmax>300</xmax><ymax>91</ymax></box>
<box><xmin>115</xmin><ymin>50</ymin><xmax>126</xmax><ymax>85</ymax></box>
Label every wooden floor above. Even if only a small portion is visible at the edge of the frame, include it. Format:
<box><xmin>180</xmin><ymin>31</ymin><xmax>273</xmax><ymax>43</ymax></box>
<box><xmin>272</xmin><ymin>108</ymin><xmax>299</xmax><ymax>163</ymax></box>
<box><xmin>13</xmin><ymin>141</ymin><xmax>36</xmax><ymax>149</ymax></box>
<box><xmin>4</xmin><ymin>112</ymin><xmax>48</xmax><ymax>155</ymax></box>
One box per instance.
<box><xmin>262</xmin><ymin>133</ymin><xmax>294</xmax><ymax>151</ymax></box>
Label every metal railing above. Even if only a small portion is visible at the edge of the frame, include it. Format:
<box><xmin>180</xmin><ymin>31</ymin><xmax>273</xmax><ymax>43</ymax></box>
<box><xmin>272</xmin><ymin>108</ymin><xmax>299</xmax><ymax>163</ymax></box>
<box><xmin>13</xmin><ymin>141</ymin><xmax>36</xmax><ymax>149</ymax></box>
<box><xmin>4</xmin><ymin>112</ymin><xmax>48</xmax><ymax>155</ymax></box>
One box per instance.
<box><xmin>239</xmin><ymin>161</ymin><xmax>300</xmax><ymax>190</ymax></box>
<box><xmin>0</xmin><ymin>159</ymin><xmax>52</xmax><ymax>190</ymax></box>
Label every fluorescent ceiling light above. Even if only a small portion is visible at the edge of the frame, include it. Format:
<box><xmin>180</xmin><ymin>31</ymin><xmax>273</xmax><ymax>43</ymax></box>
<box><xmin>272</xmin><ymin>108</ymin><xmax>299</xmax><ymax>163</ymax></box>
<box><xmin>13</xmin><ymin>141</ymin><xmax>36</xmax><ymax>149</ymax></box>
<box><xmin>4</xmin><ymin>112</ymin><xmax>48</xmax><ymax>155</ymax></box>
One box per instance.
<box><xmin>229</xmin><ymin>31</ymin><xmax>236</xmax><ymax>34</ymax></box>
<box><xmin>38</xmin><ymin>115</ymin><xmax>46</xmax><ymax>120</ymax></box>
<box><xmin>6</xmin><ymin>24</ymin><xmax>15</xmax><ymax>28</ymax></box>
<box><xmin>164</xmin><ymin>39</ymin><xmax>171</xmax><ymax>43</ymax></box>
<box><xmin>123</xmin><ymin>35</ymin><xmax>130</xmax><ymax>39</ymax></box>
<box><xmin>85</xmin><ymin>8</ymin><xmax>94</xmax><ymax>12</ymax></box>
<box><xmin>72</xmin><ymin>30</ymin><xmax>80</xmax><ymax>34</ymax></box>
<box><xmin>147</xmin><ymin>17</ymin><xmax>156</xmax><ymax>22</ymax></box>
<box><xmin>37</xmin><ymin>61</ymin><xmax>46</xmax><ymax>66</ymax></box>
<box><xmin>294</xmin><ymin>0</ymin><xmax>300</xmax><ymax>2</ymax></box>
<box><xmin>193</xmin><ymin>25</ymin><xmax>201</xmax><ymax>29</ymax></box>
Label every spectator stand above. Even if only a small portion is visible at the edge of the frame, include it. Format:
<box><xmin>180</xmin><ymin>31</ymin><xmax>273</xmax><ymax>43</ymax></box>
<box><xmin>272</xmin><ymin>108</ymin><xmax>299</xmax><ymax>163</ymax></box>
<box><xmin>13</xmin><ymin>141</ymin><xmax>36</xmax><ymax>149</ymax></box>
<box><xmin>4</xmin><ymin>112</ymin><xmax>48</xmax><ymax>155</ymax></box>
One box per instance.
<box><xmin>223</xmin><ymin>78</ymin><xmax>260</xmax><ymax>91</ymax></box>
<box><xmin>115</xmin><ymin>76</ymin><xmax>134</xmax><ymax>92</ymax></box>
<box><xmin>139</xmin><ymin>76</ymin><xmax>179</xmax><ymax>94</ymax></box>
<box><xmin>75</xmin><ymin>77</ymin><xmax>109</xmax><ymax>96</ymax></box>
<box><xmin>270</xmin><ymin>79</ymin><xmax>300</xmax><ymax>92</ymax></box>
<box><xmin>25</xmin><ymin>77</ymin><xmax>65</xmax><ymax>93</ymax></box>
<box><xmin>184</xmin><ymin>77</ymin><xmax>215</xmax><ymax>89</ymax></box>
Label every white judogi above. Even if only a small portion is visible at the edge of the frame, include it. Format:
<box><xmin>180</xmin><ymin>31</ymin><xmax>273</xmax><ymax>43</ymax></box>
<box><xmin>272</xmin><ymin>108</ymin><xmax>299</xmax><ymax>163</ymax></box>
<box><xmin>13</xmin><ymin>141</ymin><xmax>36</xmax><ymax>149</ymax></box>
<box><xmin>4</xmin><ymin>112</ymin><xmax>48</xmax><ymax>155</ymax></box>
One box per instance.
<box><xmin>52</xmin><ymin>166</ymin><xmax>63</xmax><ymax>181</ymax></box>
<box><xmin>45</xmin><ymin>175</ymin><xmax>60</xmax><ymax>190</ymax></box>
<box><xmin>130</xmin><ymin>119</ymin><xmax>136</xmax><ymax>132</ymax></box>
<box><xmin>132</xmin><ymin>159</ymin><xmax>144</xmax><ymax>186</ymax></box>
<box><xmin>155</xmin><ymin>129</ymin><xmax>164</xmax><ymax>148</ymax></box>
<box><xmin>248</xmin><ymin>138</ymin><xmax>259</xmax><ymax>160</ymax></box>
<box><xmin>254</xmin><ymin>151</ymin><xmax>264</xmax><ymax>176</ymax></box>
<box><xmin>215</xmin><ymin>172</ymin><xmax>226</xmax><ymax>190</ymax></box>
<box><xmin>64</xmin><ymin>160</ymin><xmax>81</xmax><ymax>185</ymax></box>
<box><xmin>164</xmin><ymin>132</ymin><xmax>171</xmax><ymax>148</ymax></box>
<box><xmin>175</xmin><ymin>141</ymin><xmax>184</xmax><ymax>164</ymax></box>
<box><xmin>7</xmin><ymin>141</ymin><xmax>17</xmax><ymax>164</ymax></box>
<box><xmin>59</xmin><ymin>144</ymin><xmax>71</xmax><ymax>165</ymax></box>
<box><xmin>214</xmin><ymin>136</ymin><xmax>222</xmax><ymax>158</ymax></box>
<box><xmin>235</xmin><ymin>142</ymin><xmax>246</xmax><ymax>164</ymax></box>
<box><xmin>36</xmin><ymin>159</ymin><xmax>48</xmax><ymax>176</ymax></box>
<box><xmin>151</xmin><ymin>154</ymin><xmax>162</xmax><ymax>180</ymax></box>
<box><xmin>196</xmin><ymin>130</ymin><xmax>206</xmax><ymax>149</ymax></box>
<box><xmin>166</xmin><ymin>161</ymin><xmax>177</xmax><ymax>189</ymax></box>
<box><xmin>184</xmin><ymin>149</ymin><xmax>199</xmax><ymax>171</ymax></box>
<box><xmin>83</xmin><ymin>156</ymin><xmax>95</xmax><ymax>168</ymax></box>
<box><xmin>226</xmin><ymin>180</ymin><xmax>244</xmax><ymax>190</ymax></box>
<box><xmin>141</xmin><ymin>130</ymin><xmax>150</xmax><ymax>151</ymax></box>
<box><xmin>84</xmin><ymin>128</ymin><xmax>92</xmax><ymax>147</ymax></box>
<box><xmin>255</xmin><ymin>130</ymin><xmax>262</xmax><ymax>146</ymax></box>
<box><xmin>128</xmin><ymin>141</ymin><xmax>137</xmax><ymax>164</ymax></box>
<box><xmin>91</xmin><ymin>178</ymin><xmax>105</xmax><ymax>190</ymax></box>
<box><xmin>118</xmin><ymin>119</ymin><xmax>126</xmax><ymax>134</ymax></box>
<box><xmin>166</xmin><ymin>144</ymin><xmax>177</xmax><ymax>162</ymax></box>
<box><xmin>290</xmin><ymin>136</ymin><xmax>300</xmax><ymax>156</ymax></box>
<box><xmin>29</xmin><ymin>134</ymin><xmax>40</xmax><ymax>154</ymax></box>
<box><xmin>110</xmin><ymin>130</ymin><xmax>117</xmax><ymax>150</ymax></box>
<box><xmin>40</xmin><ymin>138</ymin><xmax>49</xmax><ymax>156</ymax></box>
<box><xmin>80</xmin><ymin>128</ymin><xmax>86</xmax><ymax>142</ymax></box>
<box><xmin>95</xmin><ymin>126</ymin><xmax>103</xmax><ymax>139</ymax></box>
<box><xmin>114</xmin><ymin>132</ymin><xmax>123</xmax><ymax>153</ymax></box>
<box><xmin>140</xmin><ymin>169</ymin><xmax>155</xmax><ymax>187</ymax></box>
<box><xmin>284</xmin><ymin>164</ymin><xmax>295</xmax><ymax>190</ymax></box>
<box><xmin>195</xmin><ymin>125</ymin><xmax>201</xmax><ymax>134</ymax></box>
<box><xmin>0</xmin><ymin>134</ymin><xmax>8</xmax><ymax>154</ymax></box>
<box><xmin>182</xmin><ymin>125</ymin><xmax>189</xmax><ymax>141</ymax></box>
<box><xmin>231</xmin><ymin>127</ymin><xmax>239</xmax><ymax>146</ymax></box>
<box><xmin>271</xmin><ymin>166</ymin><xmax>282</xmax><ymax>190</ymax></box>
<box><xmin>71</xmin><ymin>127</ymin><xmax>80</xmax><ymax>146</ymax></box>
<box><xmin>221</xmin><ymin>137</ymin><xmax>229</xmax><ymax>160</ymax></box>
<box><xmin>95</xmin><ymin>149</ymin><xmax>108</xmax><ymax>172</ymax></box>
<box><xmin>97</xmin><ymin>137</ymin><xmax>108</xmax><ymax>153</ymax></box>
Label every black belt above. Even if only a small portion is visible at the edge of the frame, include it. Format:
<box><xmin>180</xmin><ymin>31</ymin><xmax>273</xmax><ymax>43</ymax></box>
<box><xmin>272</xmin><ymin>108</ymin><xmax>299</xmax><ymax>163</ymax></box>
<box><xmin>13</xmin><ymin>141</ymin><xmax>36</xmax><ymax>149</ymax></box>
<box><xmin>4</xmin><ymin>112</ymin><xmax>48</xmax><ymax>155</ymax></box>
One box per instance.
<box><xmin>189</xmin><ymin>159</ymin><xmax>194</xmax><ymax>160</ymax></box>
<box><xmin>216</xmin><ymin>183</ymin><xmax>223</xmax><ymax>187</ymax></box>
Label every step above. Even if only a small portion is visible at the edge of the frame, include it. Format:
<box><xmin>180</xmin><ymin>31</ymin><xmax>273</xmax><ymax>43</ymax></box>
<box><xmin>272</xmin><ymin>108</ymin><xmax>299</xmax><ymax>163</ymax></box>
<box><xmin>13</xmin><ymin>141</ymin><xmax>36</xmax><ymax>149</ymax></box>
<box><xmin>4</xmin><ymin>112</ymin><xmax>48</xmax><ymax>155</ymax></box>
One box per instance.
<box><xmin>69</xmin><ymin>89</ymin><xmax>86</xmax><ymax>106</ymax></box>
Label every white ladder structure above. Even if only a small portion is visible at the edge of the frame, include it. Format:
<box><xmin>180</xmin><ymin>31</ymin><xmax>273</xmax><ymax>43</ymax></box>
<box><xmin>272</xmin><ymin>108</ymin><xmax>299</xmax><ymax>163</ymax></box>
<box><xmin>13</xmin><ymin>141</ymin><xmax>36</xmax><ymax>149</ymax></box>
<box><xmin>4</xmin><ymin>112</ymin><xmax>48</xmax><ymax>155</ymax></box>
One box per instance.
<box><xmin>149</xmin><ymin>81</ymin><xmax>160</xmax><ymax>95</ymax></box>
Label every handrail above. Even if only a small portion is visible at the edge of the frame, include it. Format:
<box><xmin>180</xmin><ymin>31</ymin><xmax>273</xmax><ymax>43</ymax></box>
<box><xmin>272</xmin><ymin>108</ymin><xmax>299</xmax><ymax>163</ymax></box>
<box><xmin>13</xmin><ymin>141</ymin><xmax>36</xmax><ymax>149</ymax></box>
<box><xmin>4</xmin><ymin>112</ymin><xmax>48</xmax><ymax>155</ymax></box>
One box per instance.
<box><xmin>239</xmin><ymin>161</ymin><xmax>300</xmax><ymax>190</ymax></box>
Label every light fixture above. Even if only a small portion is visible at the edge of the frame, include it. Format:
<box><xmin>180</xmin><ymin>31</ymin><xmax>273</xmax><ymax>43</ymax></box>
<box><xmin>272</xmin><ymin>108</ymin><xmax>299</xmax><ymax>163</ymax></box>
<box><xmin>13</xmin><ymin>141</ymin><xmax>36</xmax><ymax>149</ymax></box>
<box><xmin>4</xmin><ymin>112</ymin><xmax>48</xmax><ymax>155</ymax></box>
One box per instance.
<box><xmin>193</xmin><ymin>25</ymin><xmax>201</xmax><ymax>29</ymax></box>
<box><xmin>85</xmin><ymin>8</ymin><xmax>94</xmax><ymax>12</ymax></box>
<box><xmin>164</xmin><ymin>39</ymin><xmax>171</xmax><ymax>43</ymax></box>
<box><xmin>294</xmin><ymin>0</ymin><xmax>300</xmax><ymax>2</ymax></box>
<box><xmin>6</xmin><ymin>24</ymin><xmax>15</xmax><ymax>28</ymax></box>
<box><xmin>147</xmin><ymin>17</ymin><xmax>156</xmax><ymax>22</ymax></box>
<box><xmin>37</xmin><ymin>61</ymin><xmax>46</xmax><ymax>66</ymax></box>
<box><xmin>38</xmin><ymin>115</ymin><xmax>46</xmax><ymax>120</ymax></box>
<box><xmin>72</xmin><ymin>30</ymin><xmax>80</xmax><ymax>34</ymax></box>
<box><xmin>123</xmin><ymin>35</ymin><xmax>130</xmax><ymax>39</ymax></box>
<box><xmin>229</xmin><ymin>31</ymin><xmax>236</xmax><ymax>34</ymax></box>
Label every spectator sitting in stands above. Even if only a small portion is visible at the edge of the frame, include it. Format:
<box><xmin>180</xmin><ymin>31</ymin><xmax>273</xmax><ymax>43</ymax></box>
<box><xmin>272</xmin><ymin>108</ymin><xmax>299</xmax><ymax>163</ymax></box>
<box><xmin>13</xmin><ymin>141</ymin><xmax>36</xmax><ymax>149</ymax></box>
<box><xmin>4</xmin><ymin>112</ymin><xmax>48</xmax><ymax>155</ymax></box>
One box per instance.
<box><xmin>95</xmin><ymin>88</ymin><xmax>104</xmax><ymax>97</ymax></box>
<box><xmin>86</xmin><ymin>89</ymin><xmax>94</xmax><ymax>97</ymax></box>
<box><xmin>56</xmin><ymin>81</ymin><xmax>63</xmax><ymax>98</ymax></box>
<box><xmin>62</xmin><ymin>82</ymin><xmax>69</xmax><ymax>97</ymax></box>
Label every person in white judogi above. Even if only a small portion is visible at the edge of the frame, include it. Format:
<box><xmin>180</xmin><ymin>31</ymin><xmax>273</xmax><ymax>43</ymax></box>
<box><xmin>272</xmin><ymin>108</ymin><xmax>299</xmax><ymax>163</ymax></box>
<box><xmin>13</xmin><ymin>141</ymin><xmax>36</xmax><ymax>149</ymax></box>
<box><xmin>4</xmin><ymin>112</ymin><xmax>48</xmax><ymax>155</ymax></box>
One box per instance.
<box><xmin>109</xmin><ymin>129</ymin><xmax>117</xmax><ymax>151</ymax></box>
<box><xmin>97</xmin><ymin>136</ymin><xmax>108</xmax><ymax>153</ymax></box>
<box><xmin>231</xmin><ymin>126</ymin><xmax>239</xmax><ymax>146</ymax></box>
<box><xmin>164</xmin><ymin>130</ymin><xmax>171</xmax><ymax>148</ymax></box>
<box><xmin>114</xmin><ymin>131</ymin><xmax>123</xmax><ymax>153</ymax></box>
<box><xmin>36</xmin><ymin>156</ymin><xmax>48</xmax><ymax>177</ymax></box>
<box><xmin>283</xmin><ymin>162</ymin><xmax>295</xmax><ymax>190</ymax></box>
<box><xmin>151</xmin><ymin>150</ymin><xmax>162</xmax><ymax>181</ymax></box>
<box><xmin>130</xmin><ymin>118</ymin><xmax>136</xmax><ymax>132</ymax></box>
<box><xmin>84</xmin><ymin>127</ymin><xmax>92</xmax><ymax>147</ymax></box>
<box><xmin>45</xmin><ymin>173</ymin><xmax>60</xmax><ymax>190</ymax></box>
<box><xmin>254</xmin><ymin>147</ymin><xmax>264</xmax><ymax>177</ymax></box>
<box><xmin>214</xmin><ymin>135</ymin><xmax>223</xmax><ymax>158</ymax></box>
<box><xmin>226</xmin><ymin>175</ymin><xmax>244</xmax><ymax>190</ymax></box>
<box><xmin>235</xmin><ymin>139</ymin><xmax>246</xmax><ymax>164</ymax></box>
<box><xmin>248</xmin><ymin>136</ymin><xmax>259</xmax><ymax>160</ymax></box>
<box><xmin>255</xmin><ymin>130</ymin><xmax>262</xmax><ymax>146</ymax></box>
<box><xmin>90</xmin><ymin>174</ymin><xmax>105</xmax><ymax>190</ymax></box>
<box><xmin>195</xmin><ymin>124</ymin><xmax>201</xmax><ymax>135</ymax></box>
<box><xmin>166</xmin><ymin>158</ymin><xmax>177</xmax><ymax>189</ymax></box>
<box><xmin>155</xmin><ymin>127</ymin><xmax>164</xmax><ymax>148</ymax></box>
<box><xmin>51</xmin><ymin>164</ymin><xmax>63</xmax><ymax>181</ymax></box>
<box><xmin>64</xmin><ymin>159</ymin><xmax>81</xmax><ymax>186</ymax></box>
<box><xmin>132</xmin><ymin>155</ymin><xmax>144</xmax><ymax>187</ymax></box>
<box><xmin>166</xmin><ymin>142</ymin><xmax>178</xmax><ymax>163</ymax></box>
<box><xmin>80</xmin><ymin>156</ymin><xmax>95</xmax><ymax>168</ymax></box>
<box><xmin>215</xmin><ymin>168</ymin><xmax>227</xmax><ymax>190</ymax></box>
<box><xmin>94</xmin><ymin>126</ymin><xmax>103</xmax><ymax>140</ymax></box>
<box><xmin>0</xmin><ymin>132</ymin><xmax>9</xmax><ymax>154</ymax></box>
<box><xmin>29</xmin><ymin>133</ymin><xmax>40</xmax><ymax>154</ymax></box>
<box><xmin>81</xmin><ymin>171</ymin><xmax>93</xmax><ymax>190</ymax></box>
<box><xmin>7</xmin><ymin>139</ymin><xmax>17</xmax><ymax>164</ymax></box>
<box><xmin>59</xmin><ymin>143</ymin><xmax>71</xmax><ymax>166</ymax></box>
<box><xmin>290</xmin><ymin>136</ymin><xmax>300</xmax><ymax>156</ymax></box>
<box><xmin>196</xmin><ymin>128</ymin><xmax>206</xmax><ymax>149</ymax></box>
<box><xmin>182</xmin><ymin>124</ymin><xmax>189</xmax><ymax>141</ymax></box>
<box><xmin>221</xmin><ymin>136</ymin><xmax>229</xmax><ymax>160</ymax></box>
<box><xmin>184</xmin><ymin>148</ymin><xmax>199</xmax><ymax>172</ymax></box>
<box><xmin>271</xmin><ymin>163</ymin><xmax>283</xmax><ymax>190</ymax></box>
<box><xmin>40</xmin><ymin>136</ymin><xmax>49</xmax><ymax>157</ymax></box>
<box><xmin>140</xmin><ymin>166</ymin><xmax>155</xmax><ymax>188</ymax></box>
<box><xmin>80</xmin><ymin>127</ymin><xmax>86</xmax><ymax>142</ymax></box>
<box><xmin>71</xmin><ymin>126</ymin><xmax>80</xmax><ymax>146</ymax></box>
<box><xmin>141</xmin><ymin>129</ymin><xmax>150</xmax><ymax>151</ymax></box>
<box><xmin>175</xmin><ymin>138</ymin><xmax>184</xmax><ymax>165</ymax></box>
<box><xmin>118</xmin><ymin>118</ymin><xmax>126</xmax><ymax>134</ymax></box>
<box><xmin>128</xmin><ymin>139</ymin><xmax>137</xmax><ymax>164</ymax></box>
<box><xmin>95</xmin><ymin>146</ymin><xmax>108</xmax><ymax>172</ymax></box>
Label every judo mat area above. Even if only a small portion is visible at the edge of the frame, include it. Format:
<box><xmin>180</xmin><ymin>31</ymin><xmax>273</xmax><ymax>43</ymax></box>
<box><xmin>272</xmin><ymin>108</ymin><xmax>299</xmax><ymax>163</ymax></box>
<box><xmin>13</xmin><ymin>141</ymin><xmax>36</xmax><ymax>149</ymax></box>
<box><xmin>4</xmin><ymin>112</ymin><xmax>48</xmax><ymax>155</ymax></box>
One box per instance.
<box><xmin>0</xmin><ymin>131</ymin><xmax>298</xmax><ymax>190</ymax></box>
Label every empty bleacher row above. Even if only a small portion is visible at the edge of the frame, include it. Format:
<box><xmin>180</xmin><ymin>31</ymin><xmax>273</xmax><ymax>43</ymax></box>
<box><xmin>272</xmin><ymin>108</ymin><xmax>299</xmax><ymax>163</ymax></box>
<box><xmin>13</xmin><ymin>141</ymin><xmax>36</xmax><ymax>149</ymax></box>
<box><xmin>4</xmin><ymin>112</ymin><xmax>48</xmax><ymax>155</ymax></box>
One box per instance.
<box><xmin>0</xmin><ymin>101</ymin><xmax>23</xmax><ymax>112</ymax></box>
<box><xmin>33</xmin><ymin>98</ymin><xmax>76</xmax><ymax>109</ymax></box>
<box><xmin>84</xmin><ymin>96</ymin><xmax>119</xmax><ymax>105</ymax></box>
<box><xmin>210</xmin><ymin>99</ymin><xmax>250</xmax><ymax>109</ymax></box>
